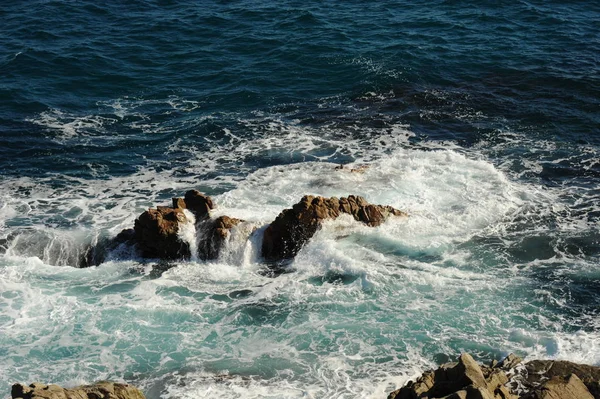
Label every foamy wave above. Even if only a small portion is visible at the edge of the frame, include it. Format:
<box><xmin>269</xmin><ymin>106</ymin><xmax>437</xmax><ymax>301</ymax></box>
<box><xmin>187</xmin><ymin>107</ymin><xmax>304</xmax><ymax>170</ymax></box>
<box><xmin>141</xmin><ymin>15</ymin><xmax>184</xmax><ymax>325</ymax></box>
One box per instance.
<box><xmin>26</xmin><ymin>108</ymin><xmax>117</xmax><ymax>142</ymax></box>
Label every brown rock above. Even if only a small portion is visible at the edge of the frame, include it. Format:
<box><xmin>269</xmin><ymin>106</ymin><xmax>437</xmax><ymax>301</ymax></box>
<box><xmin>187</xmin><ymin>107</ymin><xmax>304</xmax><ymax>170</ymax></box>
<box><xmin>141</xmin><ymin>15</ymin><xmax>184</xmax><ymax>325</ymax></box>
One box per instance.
<box><xmin>387</xmin><ymin>371</ymin><xmax>435</xmax><ymax>399</ymax></box>
<box><xmin>430</xmin><ymin>353</ymin><xmax>488</xmax><ymax>397</ymax></box>
<box><xmin>262</xmin><ymin>195</ymin><xmax>407</xmax><ymax>261</ymax></box>
<box><xmin>183</xmin><ymin>190</ymin><xmax>214</xmax><ymax>219</ymax></box>
<box><xmin>497</xmin><ymin>354</ymin><xmax>523</xmax><ymax>371</ymax></box>
<box><xmin>133</xmin><ymin>206</ymin><xmax>190</xmax><ymax>259</ymax></box>
<box><xmin>464</xmin><ymin>385</ymin><xmax>495</xmax><ymax>399</ymax></box>
<box><xmin>494</xmin><ymin>385</ymin><xmax>518</xmax><ymax>399</ymax></box>
<box><xmin>486</xmin><ymin>369</ymin><xmax>509</xmax><ymax>390</ymax></box>
<box><xmin>527</xmin><ymin>374</ymin><xmax>594</xmax><ymax>399</ymax></box>
<box><xmin>387</xmin><ymin>353</ymin><xmax>518</xmax><ymax>399</ymax></box>
<box><xmin>198</xmin><ymin>216</ymin><xmax>243</xmax><ymax>260</ymax></box>
<box><xmin>11</xmin><ymin>382</ymin><xmax>145</xmax><ymax>399</ymax></box>
<box><xmin>334</xmin><ymin>164</ymin><xmax>369</xmax><ymax>173</ymax></box>
<box><xmin>444</xmin><ymin>391</ymin><xmax>469</xmax><ymax>399</ymax></box>
<box><xmin>172</xmin><ymin>197</ymin><xmax>186</xmax><ymax>209</ymax></box>
<box><xmin>525</xmin><ymin>359</ymin><xmax>600</xmax><ymax>398</ymax></box>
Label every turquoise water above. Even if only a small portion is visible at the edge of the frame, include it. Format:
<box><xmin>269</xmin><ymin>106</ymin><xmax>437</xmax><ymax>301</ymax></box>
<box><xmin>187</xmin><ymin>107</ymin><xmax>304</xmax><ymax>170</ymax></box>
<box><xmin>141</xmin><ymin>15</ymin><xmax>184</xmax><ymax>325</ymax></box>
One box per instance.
<box><xmin>1</xmin><ymin>1</ymin><xmax>599</xmax><ymax>398</ymax></box>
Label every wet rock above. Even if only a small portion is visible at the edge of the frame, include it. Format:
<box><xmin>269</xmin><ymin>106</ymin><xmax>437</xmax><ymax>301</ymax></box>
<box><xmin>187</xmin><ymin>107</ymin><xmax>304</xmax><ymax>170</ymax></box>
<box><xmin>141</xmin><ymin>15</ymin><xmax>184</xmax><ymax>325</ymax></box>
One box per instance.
<box><xmin>387</xmin><ymin>353</ymin><xmax>518</xmax><ymax>399</ymax></box>
<box><xmin>133</xmin><ymin>206</ymin><xmax>190</xmax><ymax>259</ymax></box>
<box><xmin>11</xmin><ymin>381</ymin><xmax>145</xmax><ymax>399</ymax></box>
<box><xmin>497</xmin><ymin>353</ymin><xmax>523</xmax><ymax>371</ymax></box>
<box><xmin>525</xmin><ymin>374</ymin><xmax>594</xmax><ymax>399</ymax></box>
<box><xmin>182</xmin><ymin>189</ymin><xmax>214</xmax><ymax>219</ymax></box>
<box><xmin>119</xmin><ymin>190</ymin><xmax>214</xmax><ymax>261</ymax></box>
<box><xmin>524</xmin><ymin>360</ymin><xmax>600</xmax><ymax>398</ymax></box>
<box><xmin>78</xmin><ymin>240</ymin><xmax>109</xmax><ymax>268</ymax></box>
<box><xmin>77</xmin><ymin>190</ymin><xmax>219</xmax><ymax>266</ymax></box>
<box><xmin>198</xmin><ymin>215</ymin><xmax>243</xmax><ymax>260</ymax></box>
<box><xmin>385</xmin><ymin>352</ymin><xmax>600</xmax><ymax>399</ymax></box>
<box><xmin>172</xmin><ymin>197</ymin><xmax>186</xmax><ymax>210</ymax></box>
<box><xmin>78</xmin><ymin>229</ymin><xmax>136</xmax><ymax>268</ymax></box>
<box><xmin>262</xmin><ymin>195</ymin><xmax>406</xmax><ymax>261</ymax></box>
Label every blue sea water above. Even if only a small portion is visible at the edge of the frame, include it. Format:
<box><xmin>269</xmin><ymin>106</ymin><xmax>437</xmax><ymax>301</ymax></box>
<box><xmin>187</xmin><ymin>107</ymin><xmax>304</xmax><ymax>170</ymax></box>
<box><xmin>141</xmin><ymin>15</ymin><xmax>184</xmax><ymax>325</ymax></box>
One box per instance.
<box><xmin>0</xmin><ymin>0</ymin><xmax>599</xmax><ymax>397</ymax></box>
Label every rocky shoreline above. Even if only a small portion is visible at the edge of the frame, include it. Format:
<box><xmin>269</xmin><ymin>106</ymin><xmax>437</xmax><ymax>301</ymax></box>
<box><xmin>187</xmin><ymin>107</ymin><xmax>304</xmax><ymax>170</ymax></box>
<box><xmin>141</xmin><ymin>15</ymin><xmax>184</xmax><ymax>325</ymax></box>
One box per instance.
<box><xmin>11</xmin><ymin>353</ymin><xmax>600</xmax><ymax>398</ymax></box>
<box><xmin>388</xmin><ymin>352</ymin><xmax>600</xmax><ymax>399</ymax></box>
<box><xmin>11</xmin><ymin>382</ymin><xmax>145</xmax><ymax>399</ymax></box>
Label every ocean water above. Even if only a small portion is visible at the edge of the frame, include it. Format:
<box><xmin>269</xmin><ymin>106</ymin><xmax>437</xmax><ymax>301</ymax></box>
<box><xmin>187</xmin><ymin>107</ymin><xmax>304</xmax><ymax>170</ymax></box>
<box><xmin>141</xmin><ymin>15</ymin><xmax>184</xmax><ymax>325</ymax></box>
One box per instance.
<box><xmin>1</xmin><ymin>0</ymin><xmax>599</xmax><ymax>397</ymax></box>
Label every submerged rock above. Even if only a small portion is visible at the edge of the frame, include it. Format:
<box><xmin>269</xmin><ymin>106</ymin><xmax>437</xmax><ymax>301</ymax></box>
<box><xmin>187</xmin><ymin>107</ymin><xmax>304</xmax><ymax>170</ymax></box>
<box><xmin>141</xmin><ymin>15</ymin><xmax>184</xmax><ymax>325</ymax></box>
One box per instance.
<box><xmin>335</xmin><ymin>164</ymin><xmax>370</xmax><ymax>173</ymax></box>
<box><xmin>11</xmin><ymin>381</ymin><xmax>145</xmax><ymax>399</ymax></box>
<box><xmin>262</xmin><ymin>195</ymin><xmax>406</xmax><ymax>261</ymax></box>
<box><xmin>387</xmin><ymin>353</ymin><xmax>600</xmax><ymax>399</ymax></box>
<box><xmin>78</xmin><ymin>229</ymin><xmax>136</xmax><ymax>268</ymax></box>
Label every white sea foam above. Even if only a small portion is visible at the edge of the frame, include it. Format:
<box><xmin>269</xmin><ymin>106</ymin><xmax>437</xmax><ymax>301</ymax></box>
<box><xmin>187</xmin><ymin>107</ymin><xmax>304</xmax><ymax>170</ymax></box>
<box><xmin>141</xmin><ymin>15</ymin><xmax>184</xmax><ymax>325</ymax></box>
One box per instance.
<box><xmin>26</xmin><ymin>108</ymin><xmax>117</xmax><ymax>142</ymax></box>
<box><xmin>178</xmin><ymin>210</ymin><xmax>198</xmax><ymax>262</ymax></box>
<box><xmin>2</xmin><ymin>111</ymin><xmax>599</xmax><ymax>398</ymax></box>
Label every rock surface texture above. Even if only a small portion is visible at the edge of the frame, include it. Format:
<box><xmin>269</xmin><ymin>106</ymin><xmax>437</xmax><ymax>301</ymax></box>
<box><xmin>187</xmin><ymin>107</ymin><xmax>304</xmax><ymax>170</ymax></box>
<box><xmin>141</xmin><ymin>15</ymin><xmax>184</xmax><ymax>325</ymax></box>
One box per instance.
<box><xmin>11</xmin><ymin>382</ymin><xmax>145</xmax><ymax>399</ymax></box>
<box><xmin>387</xmin><ymin>353</ymin><xmax>600</xmax><ymax>399</ymax></box>
<box><xmin>262</xmin><ymin>195</ymin><xmax>406</xmax><ymax>261</ymax></box>
<box><xmin>197</xmin><ymin>215</ymin><xmax>243</xmax><ymax>260</ymax></box>
<box><xmin>179</xmin><ymin>189</ymin><xmax>214</xmax><ymax>219</ymax></box>
<box><xmin>133</xmin><ymin>206</ymin><xmax>190</xmax><ymax>259</ymax></box>
<box><xmin>128</xmin><ymin>190</ymin><xmax>216</xmax><ymax>260</ymax></box>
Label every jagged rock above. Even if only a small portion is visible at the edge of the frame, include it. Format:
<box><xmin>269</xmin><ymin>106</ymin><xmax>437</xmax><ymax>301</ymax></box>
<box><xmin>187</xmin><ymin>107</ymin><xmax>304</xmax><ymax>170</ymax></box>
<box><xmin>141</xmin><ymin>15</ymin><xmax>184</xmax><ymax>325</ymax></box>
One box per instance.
<box><xmin>387</xmin><ymin>353</ymin><xmax>518</xmax><ymax>399</ymax></box>
<box><xmin>385</xmin><ymin>353</ymin><xmax>600</xmax><ymax>399</ymax></box>
<box><xmin>524</xmin><ymin>360</ymin><xmax>600</xmax><ymax>398</ymax></box>
<box><xmin>494</xmin><ymin>385</ymin><xmax>516</xmax><ymax>399</ymax></box>
<box><xmin>387</xmin><ymin>370</ymin><xmax>435</xmax><ymax>399</ymax></box>
<box><xmin>198</xmin><ymin>215</ymin><xmax>243</xmax><ymax>260</ymax></box>
<box><xmin>11</xmin><ymin>381</ymin><xmax>145</xmax><ymax>399</ymax></box>
<box><xmin>262</xmin><ymin>195</ymin><xmax>406</xmax><ymax>261</ymax></box>
<box><xmin>497</xmin><ymin>354</ymin><xmax>523</xmax><ymax>371</ymax></box>
<box><xmin>80</xmin><ymin>191</ymin><xmax>404</xmax><ymax>265</ymax></box>
<box><xmin>172</xmin><ymin>197</ymin><xmax>186</xmax><ymax>210</ymax></box>
<box><xmin>133</xmin><ymin>206</ymin><xmax>190</xmax><ymax>259</ymax></box>
<box><xmin>181</xmin><ymin>189</ymin><xmax>214</xmax><ymax>219</ymax></box>
<box><xmin>124</xmin><ymin>190</ymin><xmax>214</xmax><ymax>261</ymax></box>
<box><xmin>525</xmin><ymin>374</ymin><xmax>594</xmax><ymax>399</ymax></box>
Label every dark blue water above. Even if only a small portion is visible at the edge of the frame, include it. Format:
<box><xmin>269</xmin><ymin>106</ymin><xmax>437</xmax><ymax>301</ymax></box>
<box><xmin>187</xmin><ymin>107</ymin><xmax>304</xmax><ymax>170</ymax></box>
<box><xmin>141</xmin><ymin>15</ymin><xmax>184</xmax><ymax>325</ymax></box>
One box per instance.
<box><xmin>1</xmin><ymin>1</ymin><xmax>599</xmax><ymax>398</ymax></box>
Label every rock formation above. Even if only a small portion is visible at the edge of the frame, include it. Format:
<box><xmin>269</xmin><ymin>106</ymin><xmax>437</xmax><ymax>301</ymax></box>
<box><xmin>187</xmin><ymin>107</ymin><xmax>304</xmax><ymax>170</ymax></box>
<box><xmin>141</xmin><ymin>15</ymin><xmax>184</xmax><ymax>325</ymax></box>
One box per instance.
<box><xmin>132</xmin><ymin>190</ymin><xmax>217</xmax><ymax>260</ymax></box>
<box><xmin>133</xmin><ymin>206</ymin><xmax>190</xmax><ymax>259</ymax></box>
<box><xmin>262</xmin><ymin>195</ymin><xmax>407</xmax><ymax>261</ymax></box>
<box><xmin>523</xmin><ymin>359</ymin><xmax>600</xmax><ymax>399</ymax></box>
<box><xmin>197</xmin><ymin>215</ymin><xmax>243</xmax><ymax>260</ymax></box>
<box><xmin>11</xmin><ymin>381</ymin><xmax>145</xmax><ymax>399</ymax></box>
<box><xmin>387</xmin><ymin>353</ymin><xmax>600</xmax><ymax>399</ymax></box>
<box><xmin>78</xmin><ymin>190</ymin><xmax>216</xmax><ymax>266</ymax></box>
<box><xmin>178</xmin><ymin>189</ymin><xmax>214</xmax><ymax>219</ymax></box>
<box><xmin>80</xmin><ymin>191</ymin><xmax>405</xmax><ymax>266</ymax></box>
<box><xmin>388</xmin><ymin>353</ymin><xmax>516</xmax><ymax>399</ymax></box>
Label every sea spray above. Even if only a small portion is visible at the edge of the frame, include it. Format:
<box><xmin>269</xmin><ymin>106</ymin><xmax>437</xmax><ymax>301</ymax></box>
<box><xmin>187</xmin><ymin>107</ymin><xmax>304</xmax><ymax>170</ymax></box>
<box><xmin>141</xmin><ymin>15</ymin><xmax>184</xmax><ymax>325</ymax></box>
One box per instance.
<box><xmin>217</xmin><ymin>221</ymin><xmax>264</xmax><ymax>268</ymax></box>
<box><xmin>178</xmin><ymin>209</ymin><xmax>198</xmax><ymax>262</ymax></box>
